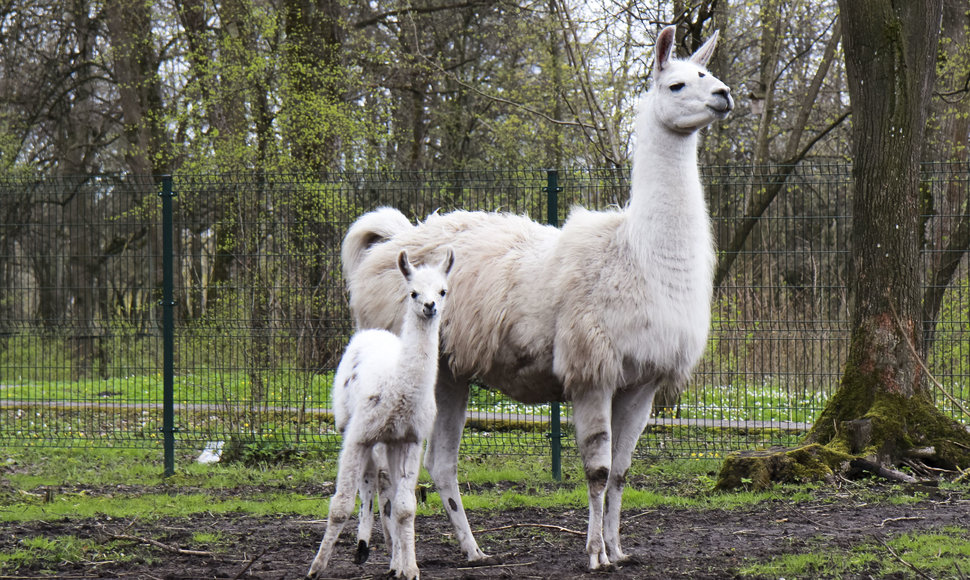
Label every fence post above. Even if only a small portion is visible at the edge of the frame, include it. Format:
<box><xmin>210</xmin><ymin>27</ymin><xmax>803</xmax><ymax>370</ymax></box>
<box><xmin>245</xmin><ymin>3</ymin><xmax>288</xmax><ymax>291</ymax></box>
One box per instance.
<box><xmin>544</xmin><ymin>170</ymin><xmax>563</xmax><ymax>482</ymax></box>
<box><xmin>159</xmin><ymin>176</ymin><xmax>176</xmax><ymax>477</ymax></box>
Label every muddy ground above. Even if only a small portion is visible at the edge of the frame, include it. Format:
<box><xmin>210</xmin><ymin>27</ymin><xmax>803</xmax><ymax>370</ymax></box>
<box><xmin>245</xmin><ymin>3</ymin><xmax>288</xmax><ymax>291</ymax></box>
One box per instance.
<box><xmin>3</xmin><ymin>481</ymin><xmax>969</xmax><ymax>579</ymax></box>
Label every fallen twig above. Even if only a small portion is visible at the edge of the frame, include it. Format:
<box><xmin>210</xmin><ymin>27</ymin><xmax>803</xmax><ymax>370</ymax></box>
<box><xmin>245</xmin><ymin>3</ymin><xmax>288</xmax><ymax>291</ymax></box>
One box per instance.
<box><xmin>954</xmin><ymin>561</ymin><xmax>968</xmax><ymax>580</ymax></box>
<box><xmin>955</xmin><ymin>466</ymin><xmax>970</xmax><ymax>483</ymax></box>
<box><xmin>105</xmin><ymin>532</ymin><xmax>215</xmax><ymax>557</ymax></box>
<box><xmin>906</xmin><ymin>458</ymin><xmax>955</xmax><ymax>474</ymax></box>
<box><xmin>850</xmin><ymin>458</ymin><xmax>919</xmax><ymax>484</ymax></box>
<box><xmin>232</xmin><ymin>548</ymin><xmax>268</xmax><ymax>580</ymax></box>
<box><xmin>475</xmin><ymin>523</ymin><xmax>584</xmax><ymax>536</ymax></box>
<box><xmin>877</xmin><ymin>516</ymin><xmax>925</xmax><ymax>527</ymax></box>
<box><xmin>455</xmin><ymin>560</ymin><xmax>537</xmax><ymax>571</ymax></box>
<box><xmin>623</xmin><ymin>510</ymin><xmax>657</xmax><ymax>524</ymax></box>
<box><xmin>878</xmin><ymin>537</ymin><xmax>935</xmax><ymax>580</ymax></box>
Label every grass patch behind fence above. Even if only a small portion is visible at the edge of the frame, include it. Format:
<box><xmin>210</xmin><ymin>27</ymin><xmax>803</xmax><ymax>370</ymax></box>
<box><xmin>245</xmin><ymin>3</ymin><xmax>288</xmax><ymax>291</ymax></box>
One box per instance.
<box><xmin>2</xmin><ymin>362</ymin><xmax>820</xmax><ymax>460</ymax></box>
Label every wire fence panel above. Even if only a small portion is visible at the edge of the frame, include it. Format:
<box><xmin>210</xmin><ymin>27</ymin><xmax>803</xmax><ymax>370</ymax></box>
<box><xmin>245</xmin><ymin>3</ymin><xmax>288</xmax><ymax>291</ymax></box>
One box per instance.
<box><xmin>1</xmin><ymin>166</ymin><xmax>968</xmax><ymax>463</ymax></box>
<box><xmin>0</xmin><ymin>175</ymin><xmax>166</xmax><ymax>446</ymax></box>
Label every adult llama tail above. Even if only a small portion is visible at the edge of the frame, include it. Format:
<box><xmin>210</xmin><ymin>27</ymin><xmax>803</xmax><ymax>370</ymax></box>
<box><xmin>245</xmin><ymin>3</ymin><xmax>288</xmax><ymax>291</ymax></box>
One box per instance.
<box><xmin>341</xmin><ymin>207</ymin><xmax>412</xmax><ymax>284</ymax></box>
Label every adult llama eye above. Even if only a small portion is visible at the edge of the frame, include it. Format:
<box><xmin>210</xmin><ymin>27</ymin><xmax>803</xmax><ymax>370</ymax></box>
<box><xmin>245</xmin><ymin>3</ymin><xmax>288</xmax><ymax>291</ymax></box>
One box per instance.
<box><xmin>670</xmin><ymin>82</ymin><xmax>686</xmax><ymax>92</ymax></box>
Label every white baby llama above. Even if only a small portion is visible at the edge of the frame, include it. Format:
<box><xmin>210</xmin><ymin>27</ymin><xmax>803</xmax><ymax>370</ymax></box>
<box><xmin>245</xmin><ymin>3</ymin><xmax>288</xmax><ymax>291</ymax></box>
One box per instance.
<box><xmin>341</xmin><ymin>26</ymin><xmax>732</xmax><ymax>570</ymax></box>
<box><xmin>307</xmin><ymin>248</ymin><xmax>454</xmax><ymax>580</ymax></box>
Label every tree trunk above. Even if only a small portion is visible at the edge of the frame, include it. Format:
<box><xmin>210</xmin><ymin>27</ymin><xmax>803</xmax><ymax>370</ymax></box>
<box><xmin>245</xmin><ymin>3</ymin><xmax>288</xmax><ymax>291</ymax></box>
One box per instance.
<box><xmin>105</xmin><ymin>0</ymin><xmax>169</xmax><ymax>175</ymax></box>
<box><xmin>281</xmin><ymin>0</ymin><xmax>344</xmax><ymax>172</ymax></box>
<box><xmin>717</xmin><ymin>0</ymin><xmax>970</xmax><ymax>489</ymax></box>
<box><xmin>921</xmin><ymin>0</ymin><xmax>970</xmax><ymax>352</ymax></box>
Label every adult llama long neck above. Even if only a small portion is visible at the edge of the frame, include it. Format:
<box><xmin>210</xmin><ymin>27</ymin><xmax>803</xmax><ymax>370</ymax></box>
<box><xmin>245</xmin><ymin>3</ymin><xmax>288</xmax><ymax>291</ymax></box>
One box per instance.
<box><xmin>621</xmin><ymin>27</ymin><xmax>729</xmax><ymax>287</ymax></box>
<box><xmin>625</xmin><ymin>101</ymin><xmax>706</xmax><ymax>252</ymax></box>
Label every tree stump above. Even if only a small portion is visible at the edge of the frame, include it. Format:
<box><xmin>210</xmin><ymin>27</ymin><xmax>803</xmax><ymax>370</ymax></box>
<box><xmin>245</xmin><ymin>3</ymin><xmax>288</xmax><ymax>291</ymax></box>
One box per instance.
<box><xmin>715</xmin><ymin>444</ymin><xmax>851</xmax><ymax>491</ymax></box>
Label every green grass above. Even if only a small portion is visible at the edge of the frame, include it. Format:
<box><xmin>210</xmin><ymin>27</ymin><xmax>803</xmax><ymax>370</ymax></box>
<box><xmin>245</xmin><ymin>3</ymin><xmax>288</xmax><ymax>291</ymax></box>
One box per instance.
<box><xmin>3</xmin><ymin>490</ymin><xmax>334</xmax><ymax>523</ymax></box>
<box><xmin>3</xmin><ymin>369</ymin><xmax>834</xmax><ymax>422</ymax></box>
<box><xmin>0</xmin><ymin>448</ymin><xmax>814</xmax><ymax>525</ymax></box>
<box><xmin>2</xmin><ymin>447</ymin><xmax>334</xmax><ymax>490</ymax></box>
<box><xmin>740</xmin><ymin>527</ymin><xmax>970</xmax><ymax>579</ymax></box>
<box><xmin>0</xmin><ymin>370</ymin><xmax>334</xmax><ymax>408</ymax></box>
<box><xmin>191</xmin><ymin>531</ymin><xmax>224</xmax><ymax>545</ymax></box>
<box><xmin>680</xmin><ymin>382</ymin><xmax>830</xmax><ymax>423</ymax></box>
<box><xmin>0</xmin><ymin>535</ymin><xmax>152</xmax><ymax>573</ymax></box>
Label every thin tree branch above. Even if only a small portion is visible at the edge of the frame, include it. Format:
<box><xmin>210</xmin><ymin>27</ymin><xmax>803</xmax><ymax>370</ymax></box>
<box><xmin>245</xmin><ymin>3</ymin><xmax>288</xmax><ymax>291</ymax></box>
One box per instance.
<box><xmin>713</xmin><ymin>109</ymin><xmax>851</xmax><ymax>288</ymax></box>
<box><xmin>354</xmin><ymin>0</ymin><xmax>493</xmax><ymax>29</ymax></box>
<box><xmin>418</xmin><ymin>54</ymin><xmax>599</xmax><ymax>132</ymax></box>
<box><xmin>877</xmin><ymin>537</ymin><xmax>936</xmax><ymax>580</ymax></box>
<box><xmin>553</xmin><ymin>0</ymin><xmax>624</xmax><ymax>165</ymax></box>
<box><xmin>890</xmin><ymin>303</ymin><xmax>970</xmax><ymax>420</ymax></box>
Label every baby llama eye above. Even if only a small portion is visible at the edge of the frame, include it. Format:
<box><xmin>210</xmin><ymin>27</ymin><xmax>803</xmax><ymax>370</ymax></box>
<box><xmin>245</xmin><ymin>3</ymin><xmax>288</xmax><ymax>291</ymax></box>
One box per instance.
<box><xmin>670</xmin><ymin>82</ymin><xmax>686</xmax><ymax>92</ymax></box>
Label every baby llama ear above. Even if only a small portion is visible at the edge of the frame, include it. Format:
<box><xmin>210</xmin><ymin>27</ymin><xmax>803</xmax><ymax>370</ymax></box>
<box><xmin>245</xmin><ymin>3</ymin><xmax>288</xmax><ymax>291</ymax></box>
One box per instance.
<box><xmin>689</xmin><ymin>29</ymin><xmax>720</xmax><ymax>68</ymax></box>
<box><xmin>398</xmin><ymin>250</ymin><xmax>413</xmax><ymax>280</ymax></box>
<box><xmin>654</xmin><ymin>25</ymin><xmax>677</xmax><ymax>75</ymax></box>
<box><xmin>440</xmin><ymin>248</ymin><xmax>455</xmax><ymax>276</ymax></box>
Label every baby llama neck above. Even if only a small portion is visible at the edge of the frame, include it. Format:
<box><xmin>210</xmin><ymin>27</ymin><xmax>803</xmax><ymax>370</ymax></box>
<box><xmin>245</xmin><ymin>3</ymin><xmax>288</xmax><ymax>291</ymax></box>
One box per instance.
<box><xmin>397</xmin><ymin>313</ymin><xmax>441</xmax><ymax>384</ymax></box>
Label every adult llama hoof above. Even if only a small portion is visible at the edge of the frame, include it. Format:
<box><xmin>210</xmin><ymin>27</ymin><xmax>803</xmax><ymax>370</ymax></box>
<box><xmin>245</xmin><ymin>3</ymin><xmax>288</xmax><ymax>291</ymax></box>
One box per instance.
<box><xmin>466</xmin><ymin>553</ymin><xmax>500</xmax><ymax>566</ymax></box>
<box><xmin>305</xmin><ymin>561</ymin><xmax>324</xmax><ymax>580</ymax></box>
<box><xmin>614</xmin><ymin>552</ymin><xmax>644</xmax><ymax>568</ymax></box>
<box><xmin>392</xmin><ymin>566</ymin><xmax>419</xmax><ymax>580</ymax></box>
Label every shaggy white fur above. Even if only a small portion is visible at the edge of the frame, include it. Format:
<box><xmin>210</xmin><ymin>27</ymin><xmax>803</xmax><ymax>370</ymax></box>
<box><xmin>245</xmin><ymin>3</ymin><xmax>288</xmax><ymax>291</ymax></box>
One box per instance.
<box><xmin>341</xmin><ymin>26</ymin><xmax>732</xmax><ymax>571</ymax></box>
<box><xmin>308</xmin><ymin>249</ymin><xmax>454</xmax><ymax>580</ymax></box>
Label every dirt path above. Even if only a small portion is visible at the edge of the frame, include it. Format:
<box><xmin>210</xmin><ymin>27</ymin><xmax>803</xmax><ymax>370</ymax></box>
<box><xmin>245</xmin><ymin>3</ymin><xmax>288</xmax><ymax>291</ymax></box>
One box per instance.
<box><xmin>4</xmin><ymin>485</ymin><xmax>968</xmax><ymax>579</ymax></box>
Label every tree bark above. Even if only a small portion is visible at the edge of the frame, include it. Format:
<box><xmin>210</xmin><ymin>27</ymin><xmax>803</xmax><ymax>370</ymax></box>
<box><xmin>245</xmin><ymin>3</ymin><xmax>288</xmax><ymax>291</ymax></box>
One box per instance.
<box><xmin>105</xmin><ymin>0</ymin><xmax>169</xmax><ymax>175</ymax></box>
<box><xmin>803</xmin><ymin>0</ymin><xmax>970</xmax><ymax>464</ymax></box>
<box><xmin>282</xmin><ymin>0</ymin><xmax>344</xmax><ymax>171</ymax></box>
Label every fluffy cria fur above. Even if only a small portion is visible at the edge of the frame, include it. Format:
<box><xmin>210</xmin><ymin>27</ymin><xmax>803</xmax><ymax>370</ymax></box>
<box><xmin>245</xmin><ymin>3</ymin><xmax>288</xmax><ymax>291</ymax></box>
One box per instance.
<box><xmin>342</xmin><ymin>26</ymin><xmax>732</xmax><ymax>571</ymax></box>
<box><xmin>307</xmin><ymin>249</ymin><xmax>454</xmax><ymax>580</ymax></box>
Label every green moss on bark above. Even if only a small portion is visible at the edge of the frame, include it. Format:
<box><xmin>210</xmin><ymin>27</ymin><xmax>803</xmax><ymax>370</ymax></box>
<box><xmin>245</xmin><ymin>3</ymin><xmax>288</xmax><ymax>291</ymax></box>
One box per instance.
<box><xmin>715</xmin><ymin>444</ymin><xmax>852</xmax><ymax>491</ymax></box>
<box><xmin>716</xmin><ymin>390</ymin><xmax>970</xmax><ymax>491</ymax></box>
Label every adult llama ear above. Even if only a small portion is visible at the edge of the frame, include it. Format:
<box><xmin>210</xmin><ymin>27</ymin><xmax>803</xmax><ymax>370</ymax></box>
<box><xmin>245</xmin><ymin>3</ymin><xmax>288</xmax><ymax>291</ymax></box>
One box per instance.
<box><xmin>397</xmin><ymin>250</ymin><xmax>413</xmax><ymax>280</ymax></box>
<box><xmin>439</xmin><ymin>248</ymin><xmax>455</xmax><ymax>276</ymax></box>
<box><xmin>653</xmin><ymin>25</ymin><xmax>677</xmax><ymax>75</ymax></box>
<box><xmin>690</xmin><ymin>29</ymin><xmax>720</xmax><ymax>68</ymax></box>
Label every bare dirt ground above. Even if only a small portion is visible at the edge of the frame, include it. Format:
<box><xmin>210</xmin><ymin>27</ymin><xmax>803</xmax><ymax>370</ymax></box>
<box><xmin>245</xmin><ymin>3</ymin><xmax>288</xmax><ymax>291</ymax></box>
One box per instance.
<box><xmin>3</xmin><ymin>480</ymin><xmax>969</xmax><ymax>579</ymax></box>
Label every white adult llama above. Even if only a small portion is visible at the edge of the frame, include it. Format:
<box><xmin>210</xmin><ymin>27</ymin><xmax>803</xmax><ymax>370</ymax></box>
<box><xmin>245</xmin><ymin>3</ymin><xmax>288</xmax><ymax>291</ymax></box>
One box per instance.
<box><xmin>307</xmin><ymin>249</ymin><xmax>455</xmax><ymax>580</ymax></box>
<box><xmin>341</xmin><ymin>26</ymin><xmax>732</xmax><ymax>570</ymax></box>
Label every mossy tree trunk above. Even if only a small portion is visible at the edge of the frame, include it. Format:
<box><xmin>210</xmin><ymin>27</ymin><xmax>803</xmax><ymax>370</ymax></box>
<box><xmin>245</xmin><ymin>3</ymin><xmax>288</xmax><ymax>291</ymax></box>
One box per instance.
<box><xmin>718</xmin><ymin>0</ymin><xmax>970</xmax><ymax>489</ymax></box>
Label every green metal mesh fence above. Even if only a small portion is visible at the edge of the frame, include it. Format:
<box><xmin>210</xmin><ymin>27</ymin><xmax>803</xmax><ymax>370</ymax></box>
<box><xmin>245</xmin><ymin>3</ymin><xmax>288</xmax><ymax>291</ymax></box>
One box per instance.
<box><xmin>1</xmin><ymin>166</ymin><xmax>968</xmax><ymax>464</ymax></box>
